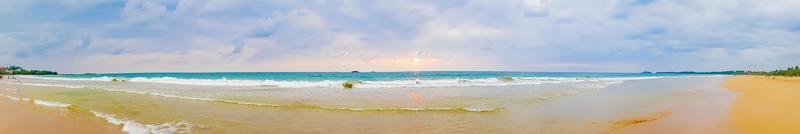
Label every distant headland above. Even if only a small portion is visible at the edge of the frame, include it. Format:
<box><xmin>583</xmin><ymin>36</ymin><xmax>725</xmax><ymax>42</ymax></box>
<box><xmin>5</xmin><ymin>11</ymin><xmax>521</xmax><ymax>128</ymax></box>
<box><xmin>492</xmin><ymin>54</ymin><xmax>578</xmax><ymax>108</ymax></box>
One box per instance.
<box><xmin>643</xmin><ymin>66</ymin><xmax>800</xmax><ymax>77</ymax></box>
<box><xmin>0</xmin><ymin>65</ymin><xmax>58</xmax><ymax>75</ymax></box>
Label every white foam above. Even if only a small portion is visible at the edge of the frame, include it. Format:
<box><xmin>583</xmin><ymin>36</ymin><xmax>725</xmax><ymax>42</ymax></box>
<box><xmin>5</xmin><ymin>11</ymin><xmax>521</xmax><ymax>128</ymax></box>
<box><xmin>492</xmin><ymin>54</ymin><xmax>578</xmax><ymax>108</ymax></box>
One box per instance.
<box><xmin>1</xmin><ymin>82</ymin><xmax>84</xmax><ymax>89</ymax></box>
<box><xmin>18</xmin><ymin>75</ymin><xmax>115</xmax><ymax>81</ymax></box>
<box><xmin>33</xmin><ymin>99</ymin><xmax>71</xmax><ymax>108</ymax></box>
<box><xmin>23</xmin><ymin>75</ymin><xmax>671</xmax><ymax>89</ymax></box>
<box><xmin>1</xmin><ymin>94</ymin><xmax>21</xmax><ymax>101</ymax></box>
<box><xmin>90</xmin><ymin>111</ymin><xmax>192</xmax><ymax>134</ymax></box>
<box><xmin>1</xmin><ymin>94</ymin><xmax>66</xmax><ymax>107</ymax></box>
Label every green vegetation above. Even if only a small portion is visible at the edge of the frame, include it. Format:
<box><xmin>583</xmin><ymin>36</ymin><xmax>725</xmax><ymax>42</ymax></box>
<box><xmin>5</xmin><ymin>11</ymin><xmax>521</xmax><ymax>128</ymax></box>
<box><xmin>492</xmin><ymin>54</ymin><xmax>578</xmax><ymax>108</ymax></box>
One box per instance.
<box><xmin>719</xmin><ymin>66</ymin><xmax>800</xmax><ymax>77</ymax></box>
<box><xmin>762</xmin><ymin>66</ymin><xmax>800</xmax><ymax>77</ymax></box>
<box><xmin>0</xmin><ymin>65</ymin><xmax>58</xmax><ymax>75</ymax></box>
<box><xmin>342</xmin><ymin>81</ymin><xmax>362</xmax><ymax>89</ymax></box>
<box><xmin>655</xmin><ymin>71</ymin><xmax>751</xmax><ymax>75</ymax></box>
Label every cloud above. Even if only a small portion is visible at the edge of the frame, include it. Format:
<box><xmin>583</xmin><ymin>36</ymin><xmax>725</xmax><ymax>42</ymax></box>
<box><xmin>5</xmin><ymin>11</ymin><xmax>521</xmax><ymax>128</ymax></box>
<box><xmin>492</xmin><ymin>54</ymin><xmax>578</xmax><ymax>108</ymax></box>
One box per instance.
<box><xmin>0</xmin><ymin>0</ymin><xmax>799</xmax><ymax>73</ymax></box>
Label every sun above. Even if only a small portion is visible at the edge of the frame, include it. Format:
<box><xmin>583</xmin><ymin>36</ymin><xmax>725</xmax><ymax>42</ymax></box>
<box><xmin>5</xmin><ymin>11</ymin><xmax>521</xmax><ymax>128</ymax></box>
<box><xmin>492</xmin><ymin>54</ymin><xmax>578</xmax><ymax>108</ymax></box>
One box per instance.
<box><xmin>412</xmin><ymin>57</ymin><xmax>422</xmax><ymax>64</ymax></box>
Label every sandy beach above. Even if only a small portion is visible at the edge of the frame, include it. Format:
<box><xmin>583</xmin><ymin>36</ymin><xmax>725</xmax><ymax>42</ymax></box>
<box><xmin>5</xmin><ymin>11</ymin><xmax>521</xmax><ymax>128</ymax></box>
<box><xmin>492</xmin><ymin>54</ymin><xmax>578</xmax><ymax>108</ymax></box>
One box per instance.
<box><xmin>5</xmin><ymin>75</ymin><xmax>800</xmax><ymax>133</ymax></box>
<box><xmin>723</xmin><ymin>75</ymin><xmax>800</xmax><ymax>133</ymax></box>
<box><xmin>0</xmin><ymin>74</ymin><xmax>734</xmax><ymax>133</ymax></box>
<box><xmin>0</xmin><ymin>93</ymin><xmax>121</xmax><ymax>134</ymax></box>
<box><xmin>615</xmin><ymin>75</ymin><xmax>800</xmax><ymax>134</ymax></box>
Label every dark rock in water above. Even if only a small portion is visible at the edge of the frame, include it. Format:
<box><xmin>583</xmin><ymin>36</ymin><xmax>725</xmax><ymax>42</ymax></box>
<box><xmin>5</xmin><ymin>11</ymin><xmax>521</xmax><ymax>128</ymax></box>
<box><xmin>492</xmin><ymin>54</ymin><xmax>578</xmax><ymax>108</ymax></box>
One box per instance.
<box><xmin>641</xmin><ymin>71</ymin><xmax>653</xmax><ymax>74</ymax></box>
<box><xmin>351</xmin><ymin>71</ymin><xmax>360</xmax><ymax>73</ymax></box>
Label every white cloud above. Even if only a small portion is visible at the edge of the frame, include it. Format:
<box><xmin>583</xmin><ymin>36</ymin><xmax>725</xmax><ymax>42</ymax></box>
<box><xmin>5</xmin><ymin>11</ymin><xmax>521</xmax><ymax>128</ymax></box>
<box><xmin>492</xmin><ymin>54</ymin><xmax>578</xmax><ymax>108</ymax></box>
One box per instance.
<box><xmin>1</xmin><ymin>0</ymin><xmax>800</xmax><ymax>72</ymax></box>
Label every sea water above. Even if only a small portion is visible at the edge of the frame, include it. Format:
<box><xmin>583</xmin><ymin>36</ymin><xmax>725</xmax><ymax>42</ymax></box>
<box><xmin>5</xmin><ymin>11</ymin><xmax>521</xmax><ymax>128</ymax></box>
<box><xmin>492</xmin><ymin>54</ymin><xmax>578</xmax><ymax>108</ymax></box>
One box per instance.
<box><xmin>0</xmin><ymin>72</ymin><xmax>731</xmax><ymax>133</ymax></box>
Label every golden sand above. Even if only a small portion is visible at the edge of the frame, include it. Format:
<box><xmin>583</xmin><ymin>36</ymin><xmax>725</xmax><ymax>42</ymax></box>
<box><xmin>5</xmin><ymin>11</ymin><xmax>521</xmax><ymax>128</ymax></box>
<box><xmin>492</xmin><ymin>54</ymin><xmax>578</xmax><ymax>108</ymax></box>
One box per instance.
<box><xmin>723</xmin><ymin>75</ymin><xmax>800</xmax><ymax>134</ymax></box>
<box><xmin>0</xmin><ymin>97</ymin><xmax>121</xmax><ymax>134</ymax></box>
<box><xmin>604</xmin><ymin>111</ymin><xmax>674</xmax><ymax>133</ymax></box>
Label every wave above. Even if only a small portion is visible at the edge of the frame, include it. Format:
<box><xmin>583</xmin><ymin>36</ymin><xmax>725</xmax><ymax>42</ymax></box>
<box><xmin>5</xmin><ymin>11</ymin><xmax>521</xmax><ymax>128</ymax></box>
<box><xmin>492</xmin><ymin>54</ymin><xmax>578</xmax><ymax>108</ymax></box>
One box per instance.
<box><xmin>0</xmin><ymin>92</ymin><xmax>190</xmax><ymax>134</ymax></box>
<box><xmin>1</xmin><ymin>82</ymin><xmax>85</xmax><ymax>89</ymax></box>
<box><xmin>0</xmin><ymin>93</ymin><xmax>72</xmax><ymax>108</ymax></box>
<box><xmin>3</xmin><ymin>82</ymin><xmax>501</xmax><ymax>113</ymax></box>
<box><xmin>91</xmin><ymin>111</ymin><xmax>192</xmax><ymax>134</ymax></box>
<box><xmin>130</xmin><ymin>89</ymin><xmax>501</xmax><ymax>113</ymax></box>
<box><xmin>1</xmin><ymin>94</ymin><xmax>23</xmax><ymax>101</ymax></box>
<box><xmin>212</xmin><ymin>99</ymin><xmax>501</xmax><ymax>112</ymax></box>
<box><xmin>22</xmin><ymin>76</ymin><xmax>666</xmax><ymax>89</ymax></box>
<box><xmin>33</xmin><ymin>99</ymin><xmax>72</xmax><ymax>108</ymax></box>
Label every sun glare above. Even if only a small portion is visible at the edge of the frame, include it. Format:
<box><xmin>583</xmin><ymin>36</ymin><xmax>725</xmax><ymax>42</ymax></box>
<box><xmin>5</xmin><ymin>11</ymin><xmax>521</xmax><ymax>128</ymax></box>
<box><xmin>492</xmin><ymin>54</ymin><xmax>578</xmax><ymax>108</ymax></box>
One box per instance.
<box><xmin>412</xmin><ymin>57</ymin><xmax>422</xmax><ymax>65</ymax></box>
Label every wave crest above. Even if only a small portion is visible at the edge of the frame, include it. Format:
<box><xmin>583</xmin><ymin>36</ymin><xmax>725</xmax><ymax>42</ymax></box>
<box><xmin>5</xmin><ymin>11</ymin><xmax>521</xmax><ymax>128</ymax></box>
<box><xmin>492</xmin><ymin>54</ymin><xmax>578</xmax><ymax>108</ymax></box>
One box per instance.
<box><xmin>23</xmin><ymin>76</ymin><xmax>662</xmax><ymax>89</ymax></box>
<box><xmin>91</xmin><ymin>111</ymin><xmax>193</xmax><ymax>134</ymax></box>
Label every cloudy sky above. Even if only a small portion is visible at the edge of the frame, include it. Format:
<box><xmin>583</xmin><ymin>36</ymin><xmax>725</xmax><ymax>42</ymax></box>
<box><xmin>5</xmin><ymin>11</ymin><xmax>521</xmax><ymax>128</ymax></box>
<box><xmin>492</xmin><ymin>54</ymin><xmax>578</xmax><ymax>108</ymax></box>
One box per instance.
<box><xmin>1</xmin><ymin>0</ymin><xmax>799</xmax><ymax>73</ymax></box>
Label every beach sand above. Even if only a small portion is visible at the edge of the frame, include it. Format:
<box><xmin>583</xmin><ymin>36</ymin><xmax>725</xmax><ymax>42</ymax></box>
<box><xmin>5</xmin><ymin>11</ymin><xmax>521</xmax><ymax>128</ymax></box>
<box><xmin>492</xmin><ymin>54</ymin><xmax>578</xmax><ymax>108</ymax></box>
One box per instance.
<box><xmin>0</xmin><ymin>95</ymin><xmax>121</xmax><ymax>134</ymax></box>
<box><xmin>611</xmin><ymin>76</ymin><xmax>736</xmax><ymax>134</ymax></box>
<box><xmin>723</xmin><ymin>75</ymin><xmax>800</xmax><ymax>134</ymax></box>
<box><xmin>0</xmin><ymin>75</ymin><xmax>748</xmax><ymax>133</ymax></box>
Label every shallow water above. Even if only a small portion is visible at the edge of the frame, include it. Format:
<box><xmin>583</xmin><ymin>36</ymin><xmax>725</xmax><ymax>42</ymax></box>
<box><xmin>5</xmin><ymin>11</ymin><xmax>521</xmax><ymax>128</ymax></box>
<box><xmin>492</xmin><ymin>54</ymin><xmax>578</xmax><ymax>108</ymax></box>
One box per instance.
<box><xmin>0</xmin><ymin>75</ymin><xmax>732</xmax><ymax>133</ymax></box>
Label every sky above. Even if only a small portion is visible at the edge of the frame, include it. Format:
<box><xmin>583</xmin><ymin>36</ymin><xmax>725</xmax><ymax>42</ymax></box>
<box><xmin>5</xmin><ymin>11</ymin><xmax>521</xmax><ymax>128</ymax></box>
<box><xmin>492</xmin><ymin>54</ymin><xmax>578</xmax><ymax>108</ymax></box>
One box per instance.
<box><xmin>1</xmin><ymin>0</ymin><xmax>799</xmax><ymax>73</ymax></box>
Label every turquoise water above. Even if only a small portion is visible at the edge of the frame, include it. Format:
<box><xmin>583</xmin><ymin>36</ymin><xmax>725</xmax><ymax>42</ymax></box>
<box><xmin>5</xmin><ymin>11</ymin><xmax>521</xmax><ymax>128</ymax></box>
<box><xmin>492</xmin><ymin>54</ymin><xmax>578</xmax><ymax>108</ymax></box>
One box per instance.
<box><xmin>32</xmin><ymin>72</ymin><xmax>715</xmax><ymax>88</ymax></box>
<box><xmin>50</xmin><ymin>71</ymin><xmax>702</xmax><ymax>81</ymax></box>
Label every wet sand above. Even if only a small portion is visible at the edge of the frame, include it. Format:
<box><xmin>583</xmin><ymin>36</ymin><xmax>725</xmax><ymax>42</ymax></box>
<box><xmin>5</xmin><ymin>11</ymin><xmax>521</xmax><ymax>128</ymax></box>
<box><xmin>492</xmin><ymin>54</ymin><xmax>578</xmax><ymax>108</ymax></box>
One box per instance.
<box><xmin>611</xmin><ymin>76</ymin><xmax>736</xmax><ymax>134</ymax></box>
<box><xmin>0</xmin><ymin>93</ymin><xmax>121</xmax><ymax>134</ymax></box>
<box><xmin>0</xmin><ymin>76</ymin><xmax>735</xmax><ymax>133</ymax></box>
<box><xmin>723</xmin><ymin>75</ymin><xmax>800</xmax><ymax>134</ymax></box>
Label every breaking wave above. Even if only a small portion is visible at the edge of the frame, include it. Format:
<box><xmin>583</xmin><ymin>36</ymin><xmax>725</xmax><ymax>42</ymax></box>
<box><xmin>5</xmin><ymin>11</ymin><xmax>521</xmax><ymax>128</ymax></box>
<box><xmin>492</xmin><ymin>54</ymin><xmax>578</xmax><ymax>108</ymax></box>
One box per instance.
<box><xmin>23</xmin><ymin>76</ymin><xmax>664</xmax><ymax>89</ymax></box>
<box><xmin>0</xmin><ymin>93</ymin><xmax>70</xmax><ymax>108</ymax></box>
<box><xmin>91</xmin><ymin>111</ymin><xmax>192</xmax><ymax>134</ymax></box>
<box><xmin>33</xmin><ymin>99</ymin><xmax>72</xmax><ymax>108</ymax></box>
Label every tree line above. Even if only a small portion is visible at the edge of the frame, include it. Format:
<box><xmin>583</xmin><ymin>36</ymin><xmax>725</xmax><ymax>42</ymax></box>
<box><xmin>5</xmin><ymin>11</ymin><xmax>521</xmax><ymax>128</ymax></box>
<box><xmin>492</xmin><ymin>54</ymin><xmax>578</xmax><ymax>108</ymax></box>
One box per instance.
<box><xmin>0</xmin><ymin>66</ymin><xmax>58</xmax><ymax>75</ymax></box>
<box><xmin>764</xmin><ymin>66</ymin><xmax>800</xmax><ymax>77</ymax></box>
<box><xmin>739</xmin><ymin>66</ymin><xmax>800</xmax><ymax>77</ymax></box>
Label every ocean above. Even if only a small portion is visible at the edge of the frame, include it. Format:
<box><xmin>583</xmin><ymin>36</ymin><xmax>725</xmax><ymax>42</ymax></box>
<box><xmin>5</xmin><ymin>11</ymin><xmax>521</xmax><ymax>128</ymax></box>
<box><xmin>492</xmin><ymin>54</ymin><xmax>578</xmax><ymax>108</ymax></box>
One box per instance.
<box><xmin>39</xmin><ymin>71</ymin><xmax>696</xmax><ymax>88</ymax></box>
<box><xmin>0</xmin><ymin>72</ymin><xmax>733</xmax><ymax>133</ymax></box>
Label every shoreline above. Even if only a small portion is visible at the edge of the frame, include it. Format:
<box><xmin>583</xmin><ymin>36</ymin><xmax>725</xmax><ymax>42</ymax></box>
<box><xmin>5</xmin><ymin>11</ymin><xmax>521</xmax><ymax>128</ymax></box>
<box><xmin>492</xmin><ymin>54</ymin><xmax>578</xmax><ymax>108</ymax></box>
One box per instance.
<box><xmin>1</xmin><ymin>75</ymin><xmax>772</xmax><ymax>133</ymax></box>
<box><xmin>723</xmin><ymin>75</ymin><xmax>800</xmax><ymax>133</ymax></box>
<box><xmin>611</xmin><ymin>76</ymin><xmax>737</xmax><ymax>134</ymax></box>
<box><xmin>0</xmin><ymin>92</ymin><xmax>121</xmax><ymax>134</ymax></box>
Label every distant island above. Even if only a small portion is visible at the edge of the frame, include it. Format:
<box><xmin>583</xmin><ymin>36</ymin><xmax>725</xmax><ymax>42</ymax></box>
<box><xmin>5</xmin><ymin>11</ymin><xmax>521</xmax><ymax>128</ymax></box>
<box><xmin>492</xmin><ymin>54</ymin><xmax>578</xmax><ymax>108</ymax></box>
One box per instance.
<box><xmin>0</xmin><ymin>65</ymin><xmax>58</xmax><ymax>75</ymax></box>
